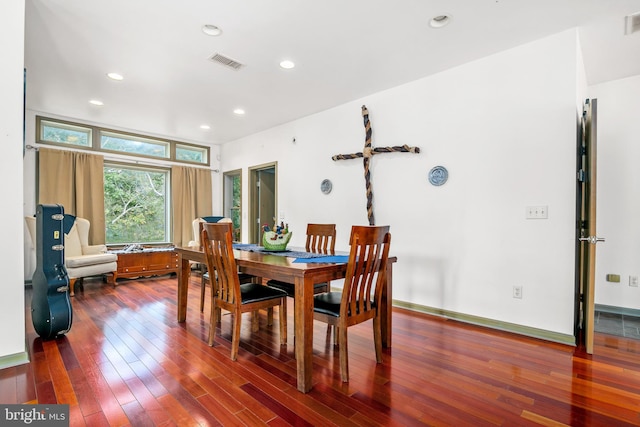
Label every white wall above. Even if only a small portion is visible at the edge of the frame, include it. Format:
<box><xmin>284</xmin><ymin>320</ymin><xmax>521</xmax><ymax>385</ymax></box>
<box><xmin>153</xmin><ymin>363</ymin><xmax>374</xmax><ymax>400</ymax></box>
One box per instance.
<box><xmin>590</xmin><ymin>74</ymin><xmax>640</xmax><ymax>310</ymax></box>
<box><xmin>0</xmin><ymin>0</ymin><xmax>28</xmax><ymax>367</ymax></box>
<box><xmin>223</xmin><ymin>29</ymin><xmax>583</xmax><ymax>337</ymax></box>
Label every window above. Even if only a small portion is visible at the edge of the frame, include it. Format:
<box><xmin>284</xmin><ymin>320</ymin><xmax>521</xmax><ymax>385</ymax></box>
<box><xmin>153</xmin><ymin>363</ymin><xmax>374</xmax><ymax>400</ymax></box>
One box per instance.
<box><xmin>176</xmin><ymin>143</ymin><xmax>209</xmax><ymax>164</ymax></box>
<box><xmin>36</xmin><ymin>116</ymin><xmax>212</xmax><ymax>245</ymax></box>
<box><xmin>101</xmin><ymin>131</ymin><xmax>170</xmax><ymax>159</ymax></box>
<box><xmin>36</xmin><ymin>116</ymin><xmax>210</xmax><ymax>166</ymax></box>
<box><xmin>38</xmin><ymin>118</ymin><xmax>91</xmax><ymax>147</ymax></box>
<box><xmin>104</xmin><ymin>164</ymin><xmax>170</xmax><ymax>244</ymax></box>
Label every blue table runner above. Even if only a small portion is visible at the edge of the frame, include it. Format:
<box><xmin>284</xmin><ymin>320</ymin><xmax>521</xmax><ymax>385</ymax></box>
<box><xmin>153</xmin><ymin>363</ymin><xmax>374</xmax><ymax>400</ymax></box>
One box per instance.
<box><xmin>232</xmin><ymin>244</ymin><xmax>348</xmax><ymax>263</ymax></box>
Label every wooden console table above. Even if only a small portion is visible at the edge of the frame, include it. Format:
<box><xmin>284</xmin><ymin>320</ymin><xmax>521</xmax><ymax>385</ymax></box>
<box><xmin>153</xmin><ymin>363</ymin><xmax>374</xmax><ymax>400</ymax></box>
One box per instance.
<box><xmin>110</xmin><ymin>247</ymin><xmax>178</xmax><ymax>279</ymax></box>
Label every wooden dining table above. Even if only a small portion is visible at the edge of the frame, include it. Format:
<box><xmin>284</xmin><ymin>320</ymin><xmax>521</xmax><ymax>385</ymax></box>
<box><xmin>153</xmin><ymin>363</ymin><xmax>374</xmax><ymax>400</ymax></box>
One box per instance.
<box><xmin>175</xmin><ymin>245</ymin><xmax>396</xmax><ymax>393</ymax></box>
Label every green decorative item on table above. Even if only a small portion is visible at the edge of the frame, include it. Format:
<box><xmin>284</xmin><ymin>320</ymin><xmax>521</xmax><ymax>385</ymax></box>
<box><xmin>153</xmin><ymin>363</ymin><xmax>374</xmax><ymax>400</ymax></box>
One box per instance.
<box><xmin>262</xmin><ymin>222</ymin><xmax>292</xmax><ymax>251</ymax></box>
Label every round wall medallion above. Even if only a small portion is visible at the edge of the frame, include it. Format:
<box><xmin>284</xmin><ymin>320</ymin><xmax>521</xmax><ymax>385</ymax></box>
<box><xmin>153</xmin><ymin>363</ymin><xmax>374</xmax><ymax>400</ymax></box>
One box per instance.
<box><xmin>428</xmin><ymin>166</ymin><xmax>448</xmax><ymax>186</ymax></box>
<box><xmin>320</xmin><ymin>179</ymin><xmax>333</xmax><ymax>194</ymax></box>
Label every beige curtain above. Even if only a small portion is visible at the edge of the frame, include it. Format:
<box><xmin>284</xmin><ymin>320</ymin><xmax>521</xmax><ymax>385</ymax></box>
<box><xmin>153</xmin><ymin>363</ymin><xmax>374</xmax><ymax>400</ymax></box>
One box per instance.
<box><xmin>38</xmin><ymin>147</ymin><xmax>106</xmax><ymax>244</ymax></box>
<box><xmin>172</xmin><ymin>165</ymin><xmax>212</xmax><ymax>247</ymax></box>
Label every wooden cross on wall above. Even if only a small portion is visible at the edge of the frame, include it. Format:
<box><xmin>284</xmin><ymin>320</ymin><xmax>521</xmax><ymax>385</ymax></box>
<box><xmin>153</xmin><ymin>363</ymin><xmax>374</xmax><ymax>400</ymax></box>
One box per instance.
<box><xmin>332</xmin><ymin>105</ymin><xmax>420</xmax><ymax>225</ymax></box>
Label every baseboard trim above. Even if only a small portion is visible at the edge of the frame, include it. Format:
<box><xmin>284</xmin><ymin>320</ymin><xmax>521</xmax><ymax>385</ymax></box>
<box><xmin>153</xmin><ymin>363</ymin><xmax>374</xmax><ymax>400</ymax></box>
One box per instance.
<box><xmin>0</xmin><ymin>350</ymin><xmax>29</xmax><ymax>370</ymax></box>
<box><xmin>393</xmin><ymin>300</ymin><xmax>576</xmax><ymax>346</ymax></box>
<box><xmin>596</xmin><ymin>304</ymin><xmax>640</xmax><ymax>317</ymax></box>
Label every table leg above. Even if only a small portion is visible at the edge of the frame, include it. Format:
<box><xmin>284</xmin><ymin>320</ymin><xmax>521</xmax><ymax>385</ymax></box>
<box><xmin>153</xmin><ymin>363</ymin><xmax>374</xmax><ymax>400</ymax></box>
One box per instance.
<box><xmin>294</xmin><ymin>276</ymin><xmax>314</xmax><ymax>393</ymax></box>
<box><xmin>177</xmin><ymin>255</ymin><xmax>190</xmax><ymax>322</ymax></box>
<box><xmin>380</xmin><ymin>261</ymin><xmax>393</xmax><ymax>348</ymax></box>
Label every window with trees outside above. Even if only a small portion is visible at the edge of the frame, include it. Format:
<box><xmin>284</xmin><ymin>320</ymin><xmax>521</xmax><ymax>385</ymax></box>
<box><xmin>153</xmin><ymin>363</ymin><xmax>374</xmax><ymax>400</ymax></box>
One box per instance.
<box><xmin>36</xmin><ymin>116</ymin><xmax>210</xmax><ymax>166</ymax></box>
<box><xmin>35</xmin><ymin>116</ymin><xmax>210</xmax><ymax>245</ymax></box>
<box><xmin>104</xmin><ymin>164</ymin><xmax>170</xmax><ymax>245</ymax></box>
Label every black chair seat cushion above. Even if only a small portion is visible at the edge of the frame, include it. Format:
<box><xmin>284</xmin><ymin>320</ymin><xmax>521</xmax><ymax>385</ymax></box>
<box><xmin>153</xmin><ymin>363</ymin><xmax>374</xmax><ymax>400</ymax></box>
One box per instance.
<box><xmin>266</xmin><ymin>279</ymin><xmax>327</xmax><ymax>297</ymax></box>
<box><xmin>240</xmin><ymin>283</ymin><xmax>288</xmax><ymax>304</ymax></box>
<box><xmin>313</xmin><ymin>292</ymin><xmax>375</xmax><ymax>317</ymax></box>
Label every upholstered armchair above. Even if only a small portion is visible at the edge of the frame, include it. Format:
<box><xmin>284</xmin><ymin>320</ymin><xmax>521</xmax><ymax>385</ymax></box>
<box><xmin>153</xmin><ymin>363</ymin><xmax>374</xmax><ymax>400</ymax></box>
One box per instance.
<box><xmin>188</xmin><ymin>218</ymin><xmax>207</xmax><ymax>249</ymax></box>
<box><xmin>187</xmin><ymin>216</ymin><xmax>226</xmax><ymax>249</ymax></box>
<box><xmin>25</xmin><ymin>216</ymin><xmax>118</xmax><ymax>296</ymax></box>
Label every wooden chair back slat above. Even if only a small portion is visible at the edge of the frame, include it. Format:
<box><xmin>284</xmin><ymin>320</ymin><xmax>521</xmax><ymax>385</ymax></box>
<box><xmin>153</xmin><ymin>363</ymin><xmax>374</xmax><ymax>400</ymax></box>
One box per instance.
<box><xmin>202</xmin><ymin>222</ymin><xmax>240</xmax><ymax>308</ymax></box>
<box><xmin>342</xmin><ymin>225</ymin><xmax>391</xmax><ymax>326</ymax></box>
<box><xmin>305</xmin><ymin>223</ymin><xmax>336</xmax><ymax>254</ymax></box>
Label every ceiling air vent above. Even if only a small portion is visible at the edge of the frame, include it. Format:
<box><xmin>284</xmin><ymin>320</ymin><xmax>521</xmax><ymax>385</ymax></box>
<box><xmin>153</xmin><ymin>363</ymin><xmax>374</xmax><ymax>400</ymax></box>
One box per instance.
<box><xmin>208</xmin><ymin>53</ymin><xmax>244</xmax><ymax>70</ymax></box>
<box><xmin>624</xmin><ymin>12</ymin><xmax>640</xmax><ymax>35</ymax></box>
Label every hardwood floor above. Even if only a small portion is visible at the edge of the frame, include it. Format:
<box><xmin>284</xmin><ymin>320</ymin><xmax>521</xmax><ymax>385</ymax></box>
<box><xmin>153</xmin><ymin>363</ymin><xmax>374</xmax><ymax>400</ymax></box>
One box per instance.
<box><xmin>3</xmin><ymin>274</ymin><xmax>640</xmax><ymax>426</ymax></box>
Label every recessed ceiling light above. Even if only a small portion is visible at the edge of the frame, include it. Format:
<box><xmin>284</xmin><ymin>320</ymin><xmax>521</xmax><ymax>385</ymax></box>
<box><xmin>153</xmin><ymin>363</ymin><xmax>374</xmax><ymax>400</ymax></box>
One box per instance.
<box><xmin>89</xmin><ymin>99</ymin><xmax>104</xmax><ymax>106</ymax></box>
<box><xmin>233</xmin><ymin>108</ymin><xmax>245</xmax><ymax>115</ymax></box>
<box><xmin>106</xmin><ymin>72</ymin><xmax>124</xmax><ymax>81</ymax></box>
<box><xmin>429</xmin><ymin>14</ymin><xmax>452</xmax><ymax>28</ymax></box>
<box><xmin>200</xmin><ymin>125</ymin><xmax>211</xmax><ymax>130</ymax></box>
<box><xmin>202</xmin><ymin>24</ymin><xmax>222</xmax><ymax>36</ymax></box>
<box><xmin>279</xmin><ymin>60</ymin><xmax>295</xmax><ymax>69</ymax></box>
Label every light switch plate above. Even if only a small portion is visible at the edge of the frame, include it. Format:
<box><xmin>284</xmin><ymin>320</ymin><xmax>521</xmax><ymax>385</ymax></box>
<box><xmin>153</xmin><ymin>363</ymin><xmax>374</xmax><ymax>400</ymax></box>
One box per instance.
<box><xmin>526</xmin><ymin>206</ymin><xmax>548</xmax><ymax>219</ymax></box>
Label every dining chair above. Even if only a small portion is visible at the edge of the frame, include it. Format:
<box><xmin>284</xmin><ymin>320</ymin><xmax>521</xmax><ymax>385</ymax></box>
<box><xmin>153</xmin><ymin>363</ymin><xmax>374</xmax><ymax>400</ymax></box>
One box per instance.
<box><xmin>266</xmin><ymin>223</ymin><xmax>336</xmax><ymax>319</ymax></box>
<box><xmin>313</xmin><ymin>225</ymin><xmax>391</xmax><ymax>382</ymax></box>
<box><xmin>199</xmin><ymin>218</ymin><xmax>258</xmax><ymax>312</ymax></box>
<box><xmin>201</xmin><ymin>222</ymin><xmax>287</xmax><ymax>360</ymax></box>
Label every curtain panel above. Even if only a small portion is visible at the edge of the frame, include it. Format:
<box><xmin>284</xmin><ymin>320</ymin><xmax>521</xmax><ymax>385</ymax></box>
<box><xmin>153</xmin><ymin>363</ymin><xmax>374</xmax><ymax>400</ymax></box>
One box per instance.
<box><xmin>171</xmin><ymin>166</ymin><xmax>212</xmax><ymax>247</ymax></box>
<box><xmin>37</xmin><ymin>147</ymin><xmax>106</xmax><ymax>244</ymax></box>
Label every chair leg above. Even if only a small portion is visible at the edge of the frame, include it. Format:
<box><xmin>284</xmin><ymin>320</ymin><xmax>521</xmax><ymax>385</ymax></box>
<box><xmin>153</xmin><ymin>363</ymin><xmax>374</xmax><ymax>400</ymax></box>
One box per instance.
<box><xmin>338</xmin><ymin>324</ymin><xmax>349</xmax><ymax>382</ymax></box>
<box><xmin>231</xmin><ymin>312</ymin><xmax>242</xmax><ymax>361</ymax></box>
<box><xmin>279</xmin><ymin>298</ymin><xmax>287</xmax><ymax>345</ymax></box>
<box><xmin>200</xmin><ymin>266</ymin><xmax>206</xmax><ymax>312</ymax></box>
<box><xmin>208</xmin><ymin>299</ymin><xmax>217</xmax><ymax>346</ymax></box>
<box><xmin>323</xmin><ymin>283</ymin><xmax>331</xmax><ymax>336</ymax></box>
<box><xmin>251</xmin><ymin>311</ymin><xmax>259</xmax><ymax>332</ymax></box>
<box><xmin>373</xmin><ymin>316</ymin><xmax>383</xmax><ymax>363</ymax></box>
<box><xmin>280</xmin><ymin>298</ymin><xmax>287</xmax><ymax>331</ymax></box>
<box><xmin>69</xmin><ymin>278</ymin><xmax>77</xmax><ymax>297</ymax></box>
<box><xmin>209</xmin><ymin>275</ymin><xmax>221</xmax><ymax>325</ymax></box>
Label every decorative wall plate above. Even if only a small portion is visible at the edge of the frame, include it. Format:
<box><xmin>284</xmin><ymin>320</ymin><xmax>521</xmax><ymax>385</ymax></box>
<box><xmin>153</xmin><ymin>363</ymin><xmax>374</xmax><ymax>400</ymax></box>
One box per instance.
<box><xmin>428</xmin><ymin>166</ymin><xmax>448</xmax><ymax>186</ymax></box>
<box><xmin>320</xmin><ymin>179</ymin><xmax>333</xmax><ymax>194</ymax></box>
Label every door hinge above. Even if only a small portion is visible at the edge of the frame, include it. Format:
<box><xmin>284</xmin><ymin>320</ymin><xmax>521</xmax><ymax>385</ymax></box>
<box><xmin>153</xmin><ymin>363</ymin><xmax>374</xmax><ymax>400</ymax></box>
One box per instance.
<box><xmin>577</xmin><ymin>170</ymin><xmax>585</xmax><ymax>182</ymax></box>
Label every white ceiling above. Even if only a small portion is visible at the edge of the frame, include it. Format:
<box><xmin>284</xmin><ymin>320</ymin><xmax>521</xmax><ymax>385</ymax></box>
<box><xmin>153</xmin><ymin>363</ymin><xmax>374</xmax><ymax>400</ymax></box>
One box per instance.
<box><xmin>24</xmin><ymin>0</ymin><xmax>640</xmax><ymax>146</ymax></box>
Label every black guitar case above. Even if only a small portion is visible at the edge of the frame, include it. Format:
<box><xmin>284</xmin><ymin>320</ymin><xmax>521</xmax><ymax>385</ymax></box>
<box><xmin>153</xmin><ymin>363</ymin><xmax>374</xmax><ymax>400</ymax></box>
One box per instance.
<box><xmin>31</xmin><ymin>204</ymin><xmax>73</xmax><ymax>339</ymax></box>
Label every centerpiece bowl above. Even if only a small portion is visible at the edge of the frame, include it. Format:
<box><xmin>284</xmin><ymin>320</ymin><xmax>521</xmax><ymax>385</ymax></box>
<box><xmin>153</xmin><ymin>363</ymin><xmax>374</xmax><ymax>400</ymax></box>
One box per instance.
<box><xmin>262</xmin><ymin>231</ymin><xmax>292</xmax><ymax>251</ymax></box>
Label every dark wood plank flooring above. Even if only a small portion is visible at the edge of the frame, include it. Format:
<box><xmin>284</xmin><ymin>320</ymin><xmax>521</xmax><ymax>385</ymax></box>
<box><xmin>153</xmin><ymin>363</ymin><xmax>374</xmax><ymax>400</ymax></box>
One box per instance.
<box><xmin>3</xmin><ymin>274</ymin><xmax>640</xmax><ymax>426</ymax></box>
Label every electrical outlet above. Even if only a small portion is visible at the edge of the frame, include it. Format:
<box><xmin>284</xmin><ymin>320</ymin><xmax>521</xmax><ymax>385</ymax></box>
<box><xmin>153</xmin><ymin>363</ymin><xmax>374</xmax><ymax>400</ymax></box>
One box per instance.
<box><xmin>513</xmin><ymin>285</ymin><xmax>523</xmax><ymax>299</ymax></box>
<box><xmin>630</xmin><ymin>276</ymin><xmax>639</xmax><ymax>287</ymax></box>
